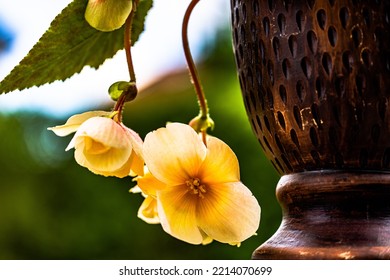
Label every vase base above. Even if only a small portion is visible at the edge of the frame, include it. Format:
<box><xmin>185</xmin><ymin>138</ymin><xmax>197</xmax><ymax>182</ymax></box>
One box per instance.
<box><xmin>253</xmin><ymin>170</ymin><xmax>390</xmax><ymax>260</ymax></box>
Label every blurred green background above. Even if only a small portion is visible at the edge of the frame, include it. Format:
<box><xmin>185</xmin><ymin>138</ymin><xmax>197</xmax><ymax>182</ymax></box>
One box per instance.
<box><xmin>0</xmin><ymin>28</ymin><xmax>281</xmax><ymax>259</ymax></box>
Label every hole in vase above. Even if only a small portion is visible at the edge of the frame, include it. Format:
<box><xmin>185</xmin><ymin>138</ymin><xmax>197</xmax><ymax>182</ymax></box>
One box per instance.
<box><xmin>273</xmin><ymin>158</ymin><xmax>285</xmax><ymax>173</ymax></box>
<box><xmin>342</xmin><ymin>51</ymin><xmax>354</xmax><ymax>73</ymax></box>
<box><xmin>263</xmin><ymin>136</ymin><xmax>274</xmax><ymax>154</ymax></box>
<box><xmin>311</xmin><ymin>103</ymin><xmax>323</xmax><ymax>129</ymax></box>
<box><xmin>279</xmin><ymin>84</ymin><xmax>287</xmax><ymax>104</ymax></box>
<box><xmin>267</xmin><ymin>60</ymin><xmax>275</xmax><ymax>85</ymax></box>
<box><xmin>301</xmin><ymin>57</ymin><xmax>312</xmax><ymax>79</ymax></box>
<box><xmin>352</xmin><ymin>26</ymin><xmax>362</xmax><ymax>48</ymax></box>
<box><xmin>263</xmin><ymin>17</ymin><xmax>270</xmax><ymax>37</ymax></box>
<box><xmin>259</xmin><ymin>39</ymin><xmax>266</xmax><ymax>65</ymax></box>
<box><xmin>256</xmin><ymin>115</ymin><xmax>263</xmax><ymax>131</ymax></box>
<box><xmin>361</xmin><ymin>48</ymin><xmax>372</xmax><ymax>68</ymax></box>
<box><xmin>296</xmin><ymin>10</ymin><xmax>306</xmax><ymax>32</ymax></box>
<box><xmin>283</xmin><ymin>0</ymin><xmax>293</xmax><ymax>11</ymax></box>
<box><xmin>290</xmin><ymin>129</ymin><xmax>299</xmax><ymax>148</ymax></box>
<box><xmin>310</xmin><ymin>127</ymin><xmax>319</xmax><ymax>147</ymax></box>
<box><xmin>328</xmin><ymin>26</ymin><xmax>337</xmax><ymax>47</ymax></box>
<box><xmin>278</xmin><ymin>13</ymin><xmax>286</xmax><ymax>34</ymax></box>
<box><xmin>356</xmin><ymin>74</ymin><xmax>366</xmax><ymax>97</ymax></box>
<box><xmin>307</xmin><ymin>30</ymin><xmax>318</xmax><ymax>54</ymax></box>
<box><xmin>282</xmin><ymin>58</ymin><xmax>290</xmax><ymax>79</ymax></box>
<box><xmin>316</xmin><ymin>77</ymin><xmax>325</xmax><ymax>99</ymax></box>
<box><xmin>273</xmin><ymin>37</ymin><xmax>281</xmax><ymax>61</ymax></box>
<box><xmin>339</xmin><ymin>7</ymin><xmax>349</xmax><ymax>29</ymax></box>
<box><xmin>281</xmin><ymin>154</ymin><xmax>293</xmax><ymax>172</ymax></box>
<box><xmin>335</xmin><ymin>76</ymin><xmax>346</xmax><ymax>97</ymax></box>
<box><xmin>362</xmin><ymin>7</ymin><xmax>371</xmax><ymax>27</ymax></box>
<box><xmin>296</xmin><ymin>80</ymin><xmax>306</xmax><ymax>102</ymax></box>
<box><xmin>266</xmin><ymin>87</ymin><xmax>274</xmax><ymax>109</ymax></box>
<box><xmin>268</xmin><ymin>0</ymin><xmax>275</xmax><ymax>12</ymax></box>
<box><xmin>288</xmin><ymin>35</ymin><xmax>298</xmax><ymax>57</ymax></box>
<box><xmin>322</xmin><ymin>52</ymin><xmax>333</xmax><ymax>75</ymax></box>
<box><xmin>311</xmin><ymin>150</ymin><xmax>322</xmax><ymax>165</ymax></box>
<box><xmin>275</xmin><ymin>133</ymin><xmax>285</xmax><ymax>152</ymax></box>
<box><xmin>317</xmin><ymin>9</ymin><xmax>327</xmax><ymax>30</ymax></box>
<box><xmin>293</xmin><ymin>106</ymin><xmax>303</xmax><ymax>129</ymax></box>
<box><xmin>307</xmin><ymin>0</ymin><xmax>316</xmax><ymax>10</ymax></box>
<box><xmin>253</xmin><ymin>0</ymin><xmax>259</xmax><ymax>17</ymax></box>
<box><xmin>277</xmin><ymin>111</ymin><xmax>286</xmax><ymax>130</ymax></box>
<box><xmin>264</xmin><ymin>115</ymin><xmax>271</xmax><ymax>132</ymax></box>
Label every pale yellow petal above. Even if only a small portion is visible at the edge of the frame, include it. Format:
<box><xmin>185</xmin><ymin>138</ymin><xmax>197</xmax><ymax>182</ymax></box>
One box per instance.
<box><xmin>129</xmin><ymin>153</ymin><xmax>145</xmax><ymax>177</ymax></box>
<box><xmin>86</xmin><ymin>153</ymin><xmax>136</xmax><ymax>178</ymax></box>
<box><xmin>74</xmin><ymin>137</ymin><xmax>131</xmax><ymax>173</ymax></box>
<box><xmin>197</xmin><ymin>181</ymin><xmax>260</xmax><ymax>244</ymax></box>
<box><xmin>129</xmin><ymin>186</ymin><xmax>142</xmax><ymax>194</ymax></box>
<box><xmin>157</xmin><ymin>185</ymin><xmax>204</xmax><ymax>244</ymax></box>
<box><xmin>143</xmin><ymin>123</ymin><xmax>207</xmax><ymax>185</ymax></box>
<box><xmin>135</xmin><ymin>169</ymin><xmax>166</xmax><ymax>196</ymax></box>
<box><xmin>74</xmin><ymin>117</ymin><xmax>132</xmax><ymax>149</ymax></box>
<box><xmin>199</xmin><ymin>136</ymin><xmax>240</xmax><ymax>184</ymax></box>
<box><xmin>126</xmin><ymin>127</ymin><xmax>144</xmax><ymax>160</ymax></box>
<box><xmin>48</xmin><ymin>111</ymin><xmax>110</xmax><ymax>137</ymax></box>
<box><xmin>70</xmin><ymin>117</ymin><xmax>133</xmax><ymax>175</ymax></box>
<box><xmin>137</xmin><ymin>196</ymin><xmax>160</xmax><ymax>224</ymax></box>
<box><xmin>200</xmin><ymin>233</ymin><xmax>213</xmax><ymax>245</ymax></box>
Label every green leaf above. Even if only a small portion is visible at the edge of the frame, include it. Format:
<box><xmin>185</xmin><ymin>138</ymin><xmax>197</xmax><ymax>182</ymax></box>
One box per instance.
<box><xmin>0</xmin><ymin>0</ymin><xmax>153</xmax><ymax>94</ymax></box>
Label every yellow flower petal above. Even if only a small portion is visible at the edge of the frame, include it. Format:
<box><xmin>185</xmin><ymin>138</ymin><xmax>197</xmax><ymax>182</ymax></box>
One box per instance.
<box><xmin>137</xmin><ymin>196</ymin><xmax>160</xmax><ymax>224</ymax></box>
<box><xmin>135</xmin><ymin>168</ymin><xmax>166</xmax><ymax>196</ymax></box>
<box><xmin>67</xmin><ymin>116</ymin><xmax>143</xmax><ymax>177</ymax></box>
<box><xmin>196</xmin><ymin>181</ymin><xmax>261</xmax><ymax>244</ymax></box>
<box><xmin>129</xmin><ymin>185</ymin><xmax>142</xmax><ymax>194</ymax></box>
<box><xmin>143</xmin><ymin>123</ymin><xmax>207</xmax><ymax>185</ymax></box>
<box><xmin>199</xmin><ymin>136</ymin><xmax>240</xmax><ymax>184</ymax></box>
<box><xmin>157</xmin><ymin>185</ymin><xmax>204</xmax><ymax>244</ymax></box>
<box><xmin>47</xmin><ymin>111</ymin><xmax>110</xmax><ymax>137</ymax></box>
<box><xmin>126</xmin><ymin>128</ymin><xmax>144</xmax><ymax>176</ymax></box>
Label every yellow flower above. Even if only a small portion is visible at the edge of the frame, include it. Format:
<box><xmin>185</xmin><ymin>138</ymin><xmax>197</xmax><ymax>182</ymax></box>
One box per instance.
<box><xmin>142</xmin><ymin>123</ymin><xmax>261</xmax><ymax>245</ymax></box>
<box><xmin>48</xmin><ymin>111</ymin><xmax>144</xmax><ymax>178</ymax></box>
<box><xmin>130</xmin><ymin>167</ymin><xmax>165</xmax><ymax>224</ymax></box>
<box><xmin>85</xmin><ymin>0</ymin><xmax>133</xmax><ymax>32</ymax></box>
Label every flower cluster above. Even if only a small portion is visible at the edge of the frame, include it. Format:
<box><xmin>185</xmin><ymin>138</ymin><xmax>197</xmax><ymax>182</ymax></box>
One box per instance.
<box><xmin>49</xmin><ymin>118</ymin><xmax>260</xmax><ymax>246</ymax></box>
<box><xmin>47</xmin><ymin>0</ymin><xmax>261</xmax><ymax>247</ymax></box>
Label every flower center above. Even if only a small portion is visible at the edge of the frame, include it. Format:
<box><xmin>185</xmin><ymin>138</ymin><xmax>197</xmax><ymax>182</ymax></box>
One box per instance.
<box><xmin>84</xmin><ymin>137</ymin><xmax>110</xmax><ymax>155</ymax></box>
<box><xmin>186</xmin><ymin>178</ymin><xmax>207</xmax><ymax>198</ymax></box>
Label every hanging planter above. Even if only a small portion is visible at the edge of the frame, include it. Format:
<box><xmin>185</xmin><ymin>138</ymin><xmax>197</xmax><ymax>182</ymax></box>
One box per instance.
<box><xmin>231</xmin><ymin>0</ymin><xmax>390</xmax><ymax>259</ymax></box>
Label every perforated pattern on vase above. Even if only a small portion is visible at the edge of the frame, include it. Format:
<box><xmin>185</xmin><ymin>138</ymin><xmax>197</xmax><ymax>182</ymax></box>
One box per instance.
<box><xmin>231</xmin><ymin>0</ymin><xmax>390</xmax><ymax>174</ymax></box>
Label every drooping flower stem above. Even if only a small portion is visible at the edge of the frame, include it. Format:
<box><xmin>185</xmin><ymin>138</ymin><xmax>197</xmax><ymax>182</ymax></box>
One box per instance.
<box><xmin>113</xmin><ymin>92</ymin><xmax>127</xmax><ymax>122</ymax></box>
<box><xmin>124</xmin><ymin>0</ymin><xmax>138</xmax><ymax>83</ymax></box>
<box><xmin>182</xmin><ymin>0</ymin><xmax>211</xmax><ymax>142</ymax></box>
<box><xmin>114</xmin><ymin>0</ymin><xmax>140</xmax><ymax>122</ymax></box>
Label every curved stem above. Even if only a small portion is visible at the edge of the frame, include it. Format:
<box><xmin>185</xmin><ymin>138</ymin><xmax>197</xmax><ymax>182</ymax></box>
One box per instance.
<box><xmin>115</xmin><ymin>0</ymin><xmax>140</xmax><ymax>122</ymax></box>
<box><xmin>124</xmin><ymin>4</ymin><xmax>137</xmax><ymax>83</ymax></box>
<box><xmin>182</xmin><ymin>0</ymin><xmax>209</xmax><ymax>119</ymax></box>
<box><xmin>113</xmin><ymin>91</ymin><xmax>127</xmax><ymax>122</ymax></box>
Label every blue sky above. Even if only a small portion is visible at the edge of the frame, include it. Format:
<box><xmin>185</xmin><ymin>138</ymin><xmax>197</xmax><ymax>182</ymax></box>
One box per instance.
<box><xmin>0</xmin><ymin>0</ymin><xmax>230</xmax><ymax>117</ymax></box>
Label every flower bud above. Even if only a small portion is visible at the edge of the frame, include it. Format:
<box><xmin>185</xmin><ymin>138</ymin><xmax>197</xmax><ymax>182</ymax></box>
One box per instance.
<box><xmin>189</xmin><ymin>114</ymin><xmax>215</xmax><ymax>133</ymax></box>
<box><xmin>108</xmin><ymin>81</ymin><xmax>137</xmax><ymax>102</ymax></box>
<box><xmin>85</xmin><ymin>0</ymin><xmax>133</xmax><ymax>32</ymax></box>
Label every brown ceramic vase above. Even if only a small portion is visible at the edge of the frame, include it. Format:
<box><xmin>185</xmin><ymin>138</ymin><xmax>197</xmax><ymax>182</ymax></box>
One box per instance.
<box><xmin>230</xmin><ymin>0</ymin><xmax>390</xmax><ymax>259</ymax></box>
